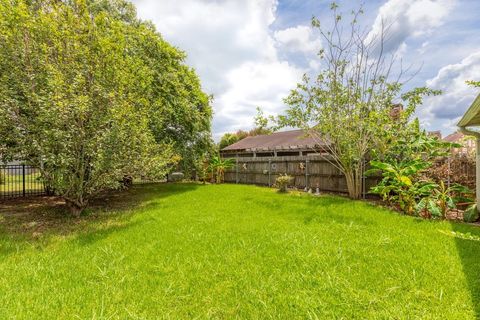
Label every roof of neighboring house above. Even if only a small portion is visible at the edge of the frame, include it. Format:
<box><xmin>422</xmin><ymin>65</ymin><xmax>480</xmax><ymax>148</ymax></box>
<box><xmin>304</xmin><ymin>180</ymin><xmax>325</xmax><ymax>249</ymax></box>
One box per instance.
<box><xmin>458</xmin><ymin>93</ymin><xmax>480</xmax><ymax>127</ymax></box>
<box><xmin>221</xmin><ymin>129</ymin><xmax>327</xmax><ymax>152</ymax></box>
<box><xmin>428</xmin><ymin>130</ymin><xmax>442</xmax><ymax>139</ymax></box>
<box><xmin>443</xmin><ymin>131</ymin><xmax>464</xmax><ymax>143</ymax></box>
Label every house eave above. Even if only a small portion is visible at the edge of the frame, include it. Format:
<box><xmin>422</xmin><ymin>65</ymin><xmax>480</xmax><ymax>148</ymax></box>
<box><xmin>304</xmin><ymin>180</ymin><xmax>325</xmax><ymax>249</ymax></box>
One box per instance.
<box><xmin>458</xmin><ymin>94</ymin><xmax>480</xmax><ymax>127</ymax></box>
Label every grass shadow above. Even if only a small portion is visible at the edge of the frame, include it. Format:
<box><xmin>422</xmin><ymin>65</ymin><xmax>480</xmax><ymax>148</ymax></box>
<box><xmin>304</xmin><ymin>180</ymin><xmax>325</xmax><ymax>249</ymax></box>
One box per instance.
<box><xmin>74</xmin><ymin>219</ymin><xmax>147</xmax><ymax>246</ymax></box>
<box><xmin>450</xmin><ymin>221</ymin><xmax>480</xmax><ymax>319</ymax></box>
<box><xmin>0</xmin><ymin>183</ymin><xmax>200</xmax><ymax>250</ymax></box>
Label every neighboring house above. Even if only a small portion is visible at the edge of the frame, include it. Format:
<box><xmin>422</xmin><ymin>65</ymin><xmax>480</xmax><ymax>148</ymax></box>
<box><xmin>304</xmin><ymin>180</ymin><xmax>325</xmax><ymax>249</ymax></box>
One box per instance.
<box><xmin>221</xmin><ymin>103</ymin><xmax>405</xmax><ymax>158</ymax></box>
<box><xmin>457</xmin><ymin>93</ymin><xmax>480</xmax><ymax>209</ymax></box>
<box><xmin>428</xmin><ymin>130</ymin><xmax>442</xmax><ymax>139</ymax></box>
<box><xmin>220</xmin><ymin>129</ymin><xmax>328</xmax><ymax>158</ymax></box>
<box><xmin>443</xmin><ymin>131</ymin><xmax>476</xmax><ymax>156</ymax></box>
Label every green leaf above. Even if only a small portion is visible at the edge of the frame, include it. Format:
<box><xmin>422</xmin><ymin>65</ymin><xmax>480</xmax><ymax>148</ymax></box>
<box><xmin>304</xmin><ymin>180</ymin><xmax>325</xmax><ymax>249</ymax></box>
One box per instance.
<box><xmin>399</xmin><ymin>176</ymin><xmax>412</xmax><ymax>186</ymax></box>
<box><xmin>427</xmin><ymin>200</ymin><xmax>442</xmax><ymax>217</ymax></box>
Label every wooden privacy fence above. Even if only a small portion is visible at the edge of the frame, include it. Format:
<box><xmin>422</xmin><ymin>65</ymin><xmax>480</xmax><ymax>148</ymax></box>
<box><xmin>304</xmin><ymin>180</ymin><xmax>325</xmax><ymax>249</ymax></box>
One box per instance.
<box><xmin>223</xmin><ymin>155</ymin><xmax>380</xmax><ymax>196</ymax></box>
<box><xmin>428</xmin><ymin>156</ymin><xmax>476</xmax><ymax>189</ymax></box>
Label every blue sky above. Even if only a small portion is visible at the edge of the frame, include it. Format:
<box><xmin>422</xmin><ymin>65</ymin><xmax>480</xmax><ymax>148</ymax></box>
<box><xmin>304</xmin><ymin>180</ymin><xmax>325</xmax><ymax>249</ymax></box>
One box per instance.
<box><xmin>132</xmin><ymin>0</ymin><xmax>480</xmax><ymax>139</ymax></box>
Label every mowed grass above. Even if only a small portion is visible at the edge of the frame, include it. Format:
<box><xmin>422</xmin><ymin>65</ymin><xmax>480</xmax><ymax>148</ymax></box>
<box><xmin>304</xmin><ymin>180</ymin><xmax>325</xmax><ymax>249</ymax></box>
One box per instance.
<box><xmin>1</xmin><ymin>183</ymin><xmax>480</xmax><ymax>319</ymax></box>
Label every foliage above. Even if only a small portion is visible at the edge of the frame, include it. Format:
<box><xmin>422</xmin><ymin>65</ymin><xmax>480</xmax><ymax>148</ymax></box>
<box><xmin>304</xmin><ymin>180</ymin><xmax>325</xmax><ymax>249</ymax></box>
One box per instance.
<box><xmin>0</xmin><ymin>0</ymin><xmax>211</xmax><ymax>214</ymax></box>
<box><xmin>416</xmin><ymin>182</ymin><xmax>473</xmax><ymax>219</ymax></box>
<box><xmin>197</xmin><ymin>160</ymin><xmax>210</xmax><ymax>184</ymax></box>
<box><xmin>1</xmin><ymin>183</ymin><xmax>480</xmax><ymax>318</ymax></box>
<box><xmin>257</xmin><ymin>3</ymin><xmax>440</xmax><ymax>199</ymax></box>
<box><xmin>372</xmin><ymin>119</ymin><xmax>455</xmax><ymax>164</ymax></box>
<box><xmin>466</xmin><ymin>80</ymin><xmax>480</xmax><ymax>88</ymax></box>
<box><xmin>368</xmin><ymin>159</ymin><xmax>435</xmax><ymax>215</ymax></box>
<box><xmin>275</xmin><ymin>174</ymin><xmax>293</xmax><ymax>193</ymax></box>
<box><xmin>369</xmin><ymin>132</ymin><xmax>474</xmax><ymax>219</ymax></box>
<box><xmin>145</xmin><ymin>44</ymin><xmax>213</xmax><ymax>176</ymax></box>
<box><xmin>219</xmin><ymin>133</ymin><xmax>243</xmax><ymax>150</ymax></box>
<box><xmin>218</xmin><ymin>127</ymin><xmax>272</xmax><ymax>150</ymax></box>
<box><xmin>208</xmin><ymin>155</ymin><xmax>235</xmax><ymax>183</ymax></box>
<box><xmin>464</xmin><ymin>204</ymin><xmax>479</xmax><ymax>223</ymax></box>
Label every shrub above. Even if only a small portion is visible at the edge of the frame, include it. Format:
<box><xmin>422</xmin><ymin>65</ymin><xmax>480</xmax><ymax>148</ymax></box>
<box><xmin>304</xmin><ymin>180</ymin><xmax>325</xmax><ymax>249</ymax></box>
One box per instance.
<box><xmin>208</xmin><ymin>155</ymin><xmax>234</xmax><ymax>184</ymax></box>
<box><xmin>368</xmin><ymin>160</ymin><xmax>473</xmax><ymax>219</ymax></box>
<box><xmin>416</xmin><ymin>182</ymin><xmax>472</xmax><ymax>219</ymax></box>
<box><xmin>464</xmin><ymin>204</ymin><xmax>479</xmax><ymax>223</ymax></box>
<box><xmin>276</xmin><ymin>174</ymin><xmax>293</xmax><ymax>193</ymax></box>
<box><xmin>368</xmin><ymin>159</ymin><xmax>434</xmax><ymax>215</ymax></box>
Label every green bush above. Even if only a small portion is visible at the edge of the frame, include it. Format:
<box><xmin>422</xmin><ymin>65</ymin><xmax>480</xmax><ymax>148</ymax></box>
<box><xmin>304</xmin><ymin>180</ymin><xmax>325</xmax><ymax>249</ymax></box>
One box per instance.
<box><xmin>464</xmin><ymin>204</ymin><xmax>479</xmax><ymax>223</ymax></box>
<box><xmin>275</xmin><ymin>174</ymin><xmax>293</xmax><ymax>193</ymax></box>
<box><xmin>368</xmin><ymin>160</ymin><xmax>473</xmax><ymax>219</ymax></box>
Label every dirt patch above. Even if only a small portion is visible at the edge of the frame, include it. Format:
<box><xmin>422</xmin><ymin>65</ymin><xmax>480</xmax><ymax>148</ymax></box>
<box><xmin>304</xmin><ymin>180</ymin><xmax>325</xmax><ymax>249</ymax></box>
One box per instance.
<box><xmin>0</xmin><ymin>187</ymin><xmax>147</xmax><ymax>239</ymax></box>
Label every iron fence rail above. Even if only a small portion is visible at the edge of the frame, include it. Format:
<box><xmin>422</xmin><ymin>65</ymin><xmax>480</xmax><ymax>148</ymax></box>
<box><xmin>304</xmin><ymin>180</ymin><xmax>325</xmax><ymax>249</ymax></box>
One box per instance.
<box><xmin>0</xmin><ymin>165</ymin><xmax>45</xmax><ymax>199</ymax></box>
<box><xmin>0</xmin><ymin>165</ymin><xmax>166</xmax><ymax>200</ymax></box>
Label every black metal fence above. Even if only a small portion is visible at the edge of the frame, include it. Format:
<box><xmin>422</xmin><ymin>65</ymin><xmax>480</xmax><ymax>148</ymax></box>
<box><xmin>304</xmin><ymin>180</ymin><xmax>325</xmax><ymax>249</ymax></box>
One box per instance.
<box><xmin>0</xmin><ymin>165</ymin><xmax>46</xmax><ymax>199</ymax></box>
<box><xmin>0</xmin><ymin>164</ymin><xmax>167</xmax><ymax>200</ymax></box>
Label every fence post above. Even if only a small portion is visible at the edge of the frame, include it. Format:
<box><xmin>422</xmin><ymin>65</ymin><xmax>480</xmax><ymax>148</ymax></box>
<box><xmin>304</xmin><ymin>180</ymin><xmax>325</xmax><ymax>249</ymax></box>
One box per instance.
<box><xmin>245</xmin><ymin>162</ymin><xmax>247</xmax><ymax>184</ymax></box>
<box><xmin>22</xmin><ymin>164</ymin><xmax>26</xmax><ymax>197</ymax></box>
<box><xmin>236</xmin><ymin>158</ymin><xmax>239</xmax><ymax>184</ymax></box>
<box><xmin>268</xmin><ymin>159</ymin><xmax>271</xmax><ymax>187</ymax></box>
<box><xmin>305</xmin><ymin>158</ymin><xmax>309</xmax><ymax>189</ymax></box>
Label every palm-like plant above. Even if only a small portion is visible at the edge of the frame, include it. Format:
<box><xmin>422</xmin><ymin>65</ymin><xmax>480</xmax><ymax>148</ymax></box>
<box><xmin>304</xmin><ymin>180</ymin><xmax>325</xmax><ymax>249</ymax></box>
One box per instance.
<box><xmin>417</xmin><ymin>181</ymin><xmax>473</xmax><ymax>219</ymax></box>
<box><xmin>209</xmin><ymin>155</ymin><xmax>235</xmax><ymax>184</ymax></box>
<box><xmin>368</xmin><ymin>159</ymin><xmax>434</xmax><ymax>215</ymax></box>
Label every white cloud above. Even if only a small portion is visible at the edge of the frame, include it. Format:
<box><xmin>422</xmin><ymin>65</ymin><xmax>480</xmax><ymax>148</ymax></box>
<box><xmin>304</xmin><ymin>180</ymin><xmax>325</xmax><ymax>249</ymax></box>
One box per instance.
<box><xmin>366</xmin><ymin>0</ymin><xmax>456</xmax><ymax>54</ymax></box>
<box><xmin>216</xmin><ymin>61</ymin><xmax>302</xmax><ymax>132</ymax></box>
<box><xmin>132</xmin><ymin>0</ymin><xmax>303</xmax><ymax>138</ymax></box>
<box><xmin>420</xmin><ymin>51</ymin><xmax>480</xmax><ymax>133</ymax></box>
<box><xmin>130</xmin><ymin>0</ymin><xmax>478</xmax><ymax>139</ymax></box>
<box><xmin>274</xmin><ymin>25</ymin><xmax>321</xmax><ymax>56</ymax></box>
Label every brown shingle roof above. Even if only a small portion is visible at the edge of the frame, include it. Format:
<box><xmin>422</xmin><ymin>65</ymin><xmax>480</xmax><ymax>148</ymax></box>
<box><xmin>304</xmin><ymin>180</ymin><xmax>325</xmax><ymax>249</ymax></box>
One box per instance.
<box><xmin>443</xmin><ymin>131</ymin><xmax>464</xmax><ymax>143</ymax></box>
<box><xmin>221</xmin><ymin>129</ymin><xmax>326</xmax><ymax>151</ymax></box>
<box><xmin>428</xmin><ymin>130</ymin><xmax>442</xmax><ymax>139</ymax></box>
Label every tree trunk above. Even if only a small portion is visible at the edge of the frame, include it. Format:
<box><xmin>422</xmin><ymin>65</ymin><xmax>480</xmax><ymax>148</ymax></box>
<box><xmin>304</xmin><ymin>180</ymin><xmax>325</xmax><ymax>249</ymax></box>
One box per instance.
<box><xmin>44</xmin><ymin>184</ymin><xmax>55</xmax><ymax>196</ymax></box>
<box><xmin>345</xmin><ymin>169</ymin><xmax>361</xmax><ymax>200</ymax></box>
<box><xmin>355</xmin><ymin>166</ymin><xmax>363</xmax><ymax>199</ymax></box>
<box><xmin>65</xmin><ymin>198</ymin><xmax>87</xmax><ymax>217</ymax></box>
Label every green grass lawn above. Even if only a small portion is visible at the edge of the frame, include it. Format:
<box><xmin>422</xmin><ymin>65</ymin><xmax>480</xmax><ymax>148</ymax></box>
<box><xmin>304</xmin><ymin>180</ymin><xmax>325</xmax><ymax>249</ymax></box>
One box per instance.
<box><xmin>1</xmin><ymin>183</ymin><xmax>479</xmax><ymax>319</ymax></box>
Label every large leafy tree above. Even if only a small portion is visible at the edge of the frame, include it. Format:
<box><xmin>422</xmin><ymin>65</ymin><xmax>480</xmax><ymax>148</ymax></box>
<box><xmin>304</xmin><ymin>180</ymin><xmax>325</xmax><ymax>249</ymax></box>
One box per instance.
<box><xmin>134</xmin><ymin>21</ymin><xmax>213</xmax><ymax>175</ymax></box>
<box><xmin>262</xmin><ymin>4</ymin><xmax>439</xmax><ymax>199</ymax></box>
<box><xmin>0</xmin><ymin>0</ymin><xmax>212</xmax><ymax>214</ymax></box>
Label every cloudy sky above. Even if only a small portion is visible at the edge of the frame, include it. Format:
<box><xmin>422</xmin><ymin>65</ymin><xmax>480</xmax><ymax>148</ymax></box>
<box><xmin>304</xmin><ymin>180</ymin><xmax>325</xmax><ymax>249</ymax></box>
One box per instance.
<box><xmin>131</xmin><ymin>0</ymin><xmax>480</xmax><ymax>139</ymax></box>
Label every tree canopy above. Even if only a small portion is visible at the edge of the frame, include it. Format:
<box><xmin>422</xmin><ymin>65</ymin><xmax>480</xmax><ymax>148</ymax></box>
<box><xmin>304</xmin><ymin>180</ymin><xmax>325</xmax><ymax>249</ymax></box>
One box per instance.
<box><xmin>259</xmin><ymin>3</ymin><xmax>439</xmax><ymax>199</ymax></box>
<box><xmin>0</xmin><ymin>0</ymin><xmax>212</xmax><ymax>213</ymax></box>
